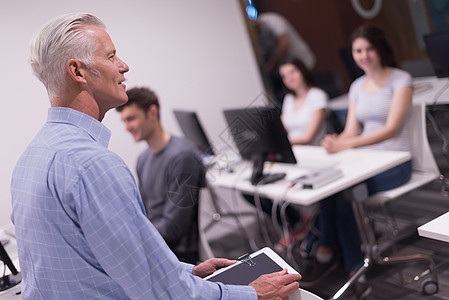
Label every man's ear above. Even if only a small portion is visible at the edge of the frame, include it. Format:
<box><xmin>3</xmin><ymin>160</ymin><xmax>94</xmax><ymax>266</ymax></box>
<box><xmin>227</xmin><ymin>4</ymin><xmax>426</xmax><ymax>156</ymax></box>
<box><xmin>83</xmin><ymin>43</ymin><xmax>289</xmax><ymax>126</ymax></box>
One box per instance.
<box><xmin>66</xmin><ymin>59</ymin><xmax>87</xmax><ymax>84</ymax></box>
<box><xmin>147</xmin><ymin>104</ymin><xmax>159</xmax><ymax>119</ymax></box>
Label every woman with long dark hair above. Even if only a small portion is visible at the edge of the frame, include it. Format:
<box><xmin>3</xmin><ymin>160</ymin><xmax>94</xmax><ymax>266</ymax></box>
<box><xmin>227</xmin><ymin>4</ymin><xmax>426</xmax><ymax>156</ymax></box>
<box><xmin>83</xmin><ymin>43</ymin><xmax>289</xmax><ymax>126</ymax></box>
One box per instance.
<box><xmin>302</xmin><ymin>25</ymin><xmax>413</xmax><ymax>297</ymax></box>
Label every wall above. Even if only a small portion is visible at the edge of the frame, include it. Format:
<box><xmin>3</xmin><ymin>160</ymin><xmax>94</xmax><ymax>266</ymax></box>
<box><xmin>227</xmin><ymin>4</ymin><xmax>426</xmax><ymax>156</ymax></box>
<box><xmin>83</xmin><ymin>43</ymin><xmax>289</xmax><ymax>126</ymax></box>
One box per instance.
<box><xmin>0</xmin><ymin>0</ymin><xmax>265</xmax><ymax>228</ymax></box>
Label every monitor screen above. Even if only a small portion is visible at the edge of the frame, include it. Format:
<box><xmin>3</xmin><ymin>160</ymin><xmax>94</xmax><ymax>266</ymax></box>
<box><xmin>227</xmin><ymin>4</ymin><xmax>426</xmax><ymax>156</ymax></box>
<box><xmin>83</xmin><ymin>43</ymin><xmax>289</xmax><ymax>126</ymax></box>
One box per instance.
<box><xmin>223</xmin><ymin>106</ymin><xmax>297</xmax><ymax>185</ymax></box>
<box><xmin>173</xmin><ymin>110</ymin><xmax>215</xmax><ymax>156</ymax></box>
<box><xmin>424</xmin><ymin>30</ymin><xmax>449</xmax><ymax>78</ymax></box>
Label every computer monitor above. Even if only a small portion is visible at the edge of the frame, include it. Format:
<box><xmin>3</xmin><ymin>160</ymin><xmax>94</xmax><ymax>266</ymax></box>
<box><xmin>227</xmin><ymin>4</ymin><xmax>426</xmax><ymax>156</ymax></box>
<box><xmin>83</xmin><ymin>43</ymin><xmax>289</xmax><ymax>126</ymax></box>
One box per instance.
<box><xmin>223</xmin><ymin>106</ymin><xmax>297</xmax><ymax>185</ymax></box>
<box><xmin>173</xmin><ymin>110</ymin><xmax>215</xmax><ymax>156</ymax></box>
<box><xmin>0</xmin><ymin>241</ymin><xmax>21</xmax><ymax>291</ymax></box>
<box><xmin>424</xmin><ymin>30</ymin><xmax>449</xmax><ymax>78</ymax></box>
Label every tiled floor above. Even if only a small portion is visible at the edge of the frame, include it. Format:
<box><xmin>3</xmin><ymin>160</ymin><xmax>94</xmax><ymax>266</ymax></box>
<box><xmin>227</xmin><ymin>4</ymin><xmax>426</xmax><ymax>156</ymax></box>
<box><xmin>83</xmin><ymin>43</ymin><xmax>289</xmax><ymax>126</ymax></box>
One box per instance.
<box><xmin>200</xmin><ymin>181</ymin><xmax>449</xmax><ymax>299</ymax></box>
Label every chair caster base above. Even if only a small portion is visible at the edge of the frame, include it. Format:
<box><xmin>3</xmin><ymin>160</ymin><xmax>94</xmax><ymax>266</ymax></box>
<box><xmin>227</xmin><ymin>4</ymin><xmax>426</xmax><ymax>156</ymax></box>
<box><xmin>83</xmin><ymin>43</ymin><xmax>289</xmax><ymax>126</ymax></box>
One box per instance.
<box><xmin>421</xmin><ymin>277</ymin><xmax>438</xmax><ymax>295</ymax></box>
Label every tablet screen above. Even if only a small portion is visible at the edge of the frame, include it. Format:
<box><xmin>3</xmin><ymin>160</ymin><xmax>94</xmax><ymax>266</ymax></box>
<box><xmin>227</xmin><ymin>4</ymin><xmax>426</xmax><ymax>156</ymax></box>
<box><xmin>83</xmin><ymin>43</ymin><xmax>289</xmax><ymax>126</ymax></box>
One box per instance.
<box><xmin>206</xmin><ymin>253</ymin><xmax>283</xmax><ymax>285</ymax></box>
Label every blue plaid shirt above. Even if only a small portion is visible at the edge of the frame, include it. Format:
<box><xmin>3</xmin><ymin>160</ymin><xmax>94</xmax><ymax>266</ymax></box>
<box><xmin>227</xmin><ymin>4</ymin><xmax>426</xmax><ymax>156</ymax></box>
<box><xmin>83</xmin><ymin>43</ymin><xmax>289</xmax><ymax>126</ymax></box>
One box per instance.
<box><xmin>11</xmin><ymin>107</ymin><xmax>256</xmax><ymax>300</ymax></box>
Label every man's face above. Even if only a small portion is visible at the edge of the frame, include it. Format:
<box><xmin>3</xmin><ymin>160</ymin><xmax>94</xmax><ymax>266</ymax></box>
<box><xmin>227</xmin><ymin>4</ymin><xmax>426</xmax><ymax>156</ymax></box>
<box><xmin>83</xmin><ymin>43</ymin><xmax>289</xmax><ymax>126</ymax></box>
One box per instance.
<box><xmin>83</xmin><ymin>26</ymin><xmax>129</xmax><ymax>111</ymax></box>
<box><xmin>120</xmin><ymin>104</ymin><xmax>156</xmax><ymax>142</ymax></box>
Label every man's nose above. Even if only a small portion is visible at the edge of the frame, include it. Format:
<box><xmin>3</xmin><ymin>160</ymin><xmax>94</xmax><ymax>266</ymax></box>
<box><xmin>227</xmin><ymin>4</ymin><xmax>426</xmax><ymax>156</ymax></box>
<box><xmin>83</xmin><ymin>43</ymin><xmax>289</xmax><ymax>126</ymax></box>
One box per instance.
<box><xmin>119</xmin><ymin>58</ymin><xmax>129</xmax><ymax>73</ymax></box>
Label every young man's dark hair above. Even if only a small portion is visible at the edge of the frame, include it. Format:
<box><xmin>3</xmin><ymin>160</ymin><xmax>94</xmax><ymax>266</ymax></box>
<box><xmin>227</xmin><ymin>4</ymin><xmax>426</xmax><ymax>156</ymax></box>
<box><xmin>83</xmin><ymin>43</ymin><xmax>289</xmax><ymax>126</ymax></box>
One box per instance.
<box><xmin>116</xmin><ymin>87</ymin><xmax>160</xmax><ymax>120</ymax></box>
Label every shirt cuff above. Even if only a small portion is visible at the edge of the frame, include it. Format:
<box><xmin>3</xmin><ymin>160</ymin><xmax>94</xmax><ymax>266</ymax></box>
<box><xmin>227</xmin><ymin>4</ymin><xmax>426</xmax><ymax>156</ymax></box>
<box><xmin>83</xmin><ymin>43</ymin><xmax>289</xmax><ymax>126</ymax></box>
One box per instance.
<box><xmin>219</xmin><ymin>283</ymin><xmax>257</xmax><ymax>300</ymax></box>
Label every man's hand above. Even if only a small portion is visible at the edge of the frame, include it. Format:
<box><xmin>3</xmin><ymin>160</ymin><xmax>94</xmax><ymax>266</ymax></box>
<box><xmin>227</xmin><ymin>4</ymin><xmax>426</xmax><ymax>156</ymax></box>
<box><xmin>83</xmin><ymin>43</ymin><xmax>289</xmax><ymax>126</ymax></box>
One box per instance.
<box><xmin>192</xmin><ymin>258</ymin><xmax>237</xmax><ymax>278</ymax></box>
<box><xmin>249</xmin><ymin>269</ymin><xmax>301</xmax><ymax>300</ymax></box>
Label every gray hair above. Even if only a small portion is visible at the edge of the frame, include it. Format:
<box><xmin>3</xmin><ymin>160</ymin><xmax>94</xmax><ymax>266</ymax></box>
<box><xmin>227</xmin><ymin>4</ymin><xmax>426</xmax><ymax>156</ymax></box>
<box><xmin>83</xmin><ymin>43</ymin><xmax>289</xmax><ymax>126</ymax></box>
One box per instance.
<box><xmin>29</xmin><ymin>13</ymin><xmax>105</xmax><ymax>100</ymax></box>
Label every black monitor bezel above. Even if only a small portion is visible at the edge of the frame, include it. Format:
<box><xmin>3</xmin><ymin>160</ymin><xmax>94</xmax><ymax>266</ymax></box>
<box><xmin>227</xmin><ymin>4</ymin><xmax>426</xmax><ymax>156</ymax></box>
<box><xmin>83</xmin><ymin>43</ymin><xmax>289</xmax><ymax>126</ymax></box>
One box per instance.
<box><xmin>0</xmin><ymin>242</ymin><xmax>18</xmax><ymax>276</ymax></box>
<box><xmin>173</xmin><ymin>110</ymin><xmax>215</xmax><ymax>156</ymax></box>
<box><xmin>0</xmin><ymin>241</ymin><xmax>21</xmax><ymax>291</ymax></box>
<box><xmin>424</xmin><ymin>30</ymin><xmax>449</xmax><ymax>78</ymax></box>
<box><xmin>223</xmin><ymin>106</ymin><xmax>297</xmax><ymax>185</ymax></box>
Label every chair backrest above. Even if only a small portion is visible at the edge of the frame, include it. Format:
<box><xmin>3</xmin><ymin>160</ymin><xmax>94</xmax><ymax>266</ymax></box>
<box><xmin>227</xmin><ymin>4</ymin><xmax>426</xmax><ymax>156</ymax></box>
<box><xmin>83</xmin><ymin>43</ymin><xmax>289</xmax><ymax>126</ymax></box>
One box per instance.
<box><xmin>338</xmin><ymin>46</ymin><xmax>364</xmax><ymax>81</ymax></box>
<box><xmin>326</xmin><ymin>109</ymin><xmax>347</xmax><ymax>134</ymax></box>
<box><xmin>409</xmin><ymin>103</ymin><xmax>440</xmax><ymax>175</ymax></box>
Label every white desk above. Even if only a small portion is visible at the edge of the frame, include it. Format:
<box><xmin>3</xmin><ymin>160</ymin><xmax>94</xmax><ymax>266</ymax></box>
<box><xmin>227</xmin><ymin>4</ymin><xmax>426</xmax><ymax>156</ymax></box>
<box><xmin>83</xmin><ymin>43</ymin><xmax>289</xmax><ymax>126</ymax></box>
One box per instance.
<box><xmin>418</xmin><ymin>211</ymin><xmax>449</xmax><ymax>243</ymax></box>
<box><xmin>208</xmin><ymin>145</ymin><xmax>411</xmax><ymax>299</ymax></box>
<box><xmin>413</xmin><ymin>76</ymin><xmax>449</xmax><ymax>105</ymax></box>
<box><xmin>329</xmin><ymin>76</ymin><xmax>449</xmax><ymax>111</ymax></box>
<box><xmin>0</xmin><ymin>284</ymin><xmax>21</xmax><ymax>300</ymax></box>
<box><xmin>209</xmin><ymin>145</ymin><xmax>411</xmax><ymax>206</ymax></box>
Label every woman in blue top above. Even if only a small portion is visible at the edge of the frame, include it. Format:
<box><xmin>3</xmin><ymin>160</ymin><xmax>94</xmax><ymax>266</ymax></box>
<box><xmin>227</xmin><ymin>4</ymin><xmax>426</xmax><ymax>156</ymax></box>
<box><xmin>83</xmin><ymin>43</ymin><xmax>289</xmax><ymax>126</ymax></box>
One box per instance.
<box><xmin>301</xmin><ymin>25</ymin><xmax>413</xmax><ymax>292</ymax></box>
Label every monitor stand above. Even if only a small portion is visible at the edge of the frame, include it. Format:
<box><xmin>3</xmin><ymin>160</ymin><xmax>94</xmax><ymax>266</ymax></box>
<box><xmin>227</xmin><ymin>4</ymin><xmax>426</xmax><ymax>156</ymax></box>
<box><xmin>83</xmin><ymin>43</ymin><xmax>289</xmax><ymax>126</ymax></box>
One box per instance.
<box><xmin>0</xmin><ymin>240</ymin><xmax>21</xmax><ymax>292</ymax></box>
<box><xmin>250</xmin><ymin>155</ymin><xmax>286</xmax><ymax>185</ymax></box>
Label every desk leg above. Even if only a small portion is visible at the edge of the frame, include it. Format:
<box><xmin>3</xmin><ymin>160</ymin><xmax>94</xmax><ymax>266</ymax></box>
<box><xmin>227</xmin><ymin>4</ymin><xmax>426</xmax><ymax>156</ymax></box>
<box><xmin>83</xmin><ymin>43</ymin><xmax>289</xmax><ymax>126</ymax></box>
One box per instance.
<box><xmin>203</xmin><ymin>186</ymin><xmax>255</xmax><ymax>232</ymax></box>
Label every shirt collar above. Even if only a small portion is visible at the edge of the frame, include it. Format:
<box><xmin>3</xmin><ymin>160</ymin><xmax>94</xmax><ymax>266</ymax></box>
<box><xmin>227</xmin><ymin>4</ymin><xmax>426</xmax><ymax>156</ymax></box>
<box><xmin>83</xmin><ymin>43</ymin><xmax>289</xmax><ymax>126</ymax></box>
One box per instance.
<box><xmin>47</xmin><ymin>107</ymin><xmax>111</xmax><ymax>147</ymax></box>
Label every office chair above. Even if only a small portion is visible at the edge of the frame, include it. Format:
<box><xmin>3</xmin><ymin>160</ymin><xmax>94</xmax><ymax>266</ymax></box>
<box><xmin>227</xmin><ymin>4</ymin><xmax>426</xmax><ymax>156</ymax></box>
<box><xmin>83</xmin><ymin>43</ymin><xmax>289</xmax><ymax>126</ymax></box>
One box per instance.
<box><xmin>332</xmin><ymin>103</ymin><xmax>440</xmax><ymax>299</ymax></box>
<box><xmin>338</xmin><ymin>47</ymin><xmax>364</xmax><ymax>82</ymax></box>
<box><xmin>311</xmin><ymin>71</ymin><xmax>343</xmax><ymax>99</ymax></box>
<box><xmin>326</xmin><ymin>109</ymin><xmax>347</xmax><ymax>135</ymax></box>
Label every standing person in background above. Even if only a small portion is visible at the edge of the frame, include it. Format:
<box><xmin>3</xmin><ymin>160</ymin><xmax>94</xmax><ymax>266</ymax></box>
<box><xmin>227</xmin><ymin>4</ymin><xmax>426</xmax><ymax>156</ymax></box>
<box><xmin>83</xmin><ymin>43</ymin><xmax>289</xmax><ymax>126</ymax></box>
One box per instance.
<box><xmin>256</xmin><ymin>12</ymin><xmax>316</xmax><ymax>106</ymax></box>
<box><xmin>116</xmin><ymin>86</ymin><xmax>205</xmax><ymax>264</ymax></box>
<box><xmin>301</xmin><ymin>25</ymin><xmax>413</xmax><ymax>298</ymax></box>
<box><xmin>280</xmin><ymin>57</ymin><xmax>328</xmax><ymax>146</ymax></box>
<box><xmin>10</xmin><ymin>12</ymin><xmax>301</xmax><ymax>299</ymax></box>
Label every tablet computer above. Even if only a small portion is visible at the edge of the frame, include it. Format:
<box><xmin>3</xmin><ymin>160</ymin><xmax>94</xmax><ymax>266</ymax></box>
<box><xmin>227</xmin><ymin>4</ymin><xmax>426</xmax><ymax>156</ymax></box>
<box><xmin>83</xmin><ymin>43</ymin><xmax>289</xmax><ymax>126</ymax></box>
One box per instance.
<box><xmin>204</xmin><ymin>247</ymin><xmax>322</xmax><ymax>300</ymax></box>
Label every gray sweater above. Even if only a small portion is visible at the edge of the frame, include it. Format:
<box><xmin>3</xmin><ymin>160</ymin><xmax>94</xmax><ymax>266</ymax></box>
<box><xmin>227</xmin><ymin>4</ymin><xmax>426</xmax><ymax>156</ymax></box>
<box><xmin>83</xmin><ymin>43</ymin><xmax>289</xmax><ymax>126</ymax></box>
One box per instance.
<box><xmin>136</xmin><ymin>136</ymin><xmax>205</xmax><ymax>263</ymax></box>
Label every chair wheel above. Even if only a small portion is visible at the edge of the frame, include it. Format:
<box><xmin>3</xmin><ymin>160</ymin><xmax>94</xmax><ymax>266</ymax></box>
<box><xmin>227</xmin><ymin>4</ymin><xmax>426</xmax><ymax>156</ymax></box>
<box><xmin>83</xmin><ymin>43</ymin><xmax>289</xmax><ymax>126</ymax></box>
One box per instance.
<box><xmin>421</xmin><ymin>278</ymin><xmax>438</xmax><ymax>295</ymax></box>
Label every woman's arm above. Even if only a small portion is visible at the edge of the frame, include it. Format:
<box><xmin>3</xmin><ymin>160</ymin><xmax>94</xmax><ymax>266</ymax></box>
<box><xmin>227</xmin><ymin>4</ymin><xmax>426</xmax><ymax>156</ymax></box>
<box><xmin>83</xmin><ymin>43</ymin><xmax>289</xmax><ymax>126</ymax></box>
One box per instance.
<box><xmin>321</xmin><ymin>99</ymin><xmax>361</xmax><ymax>152</ymax></box>
<box><xmin>289</xmin><ymin>108</ymin><xmax>326</xmax><ymax>145</ymax></box>
<box><xmin>339</xmin><ymin>99</ymin><xmax>362</xmax><ymax>139</ymax></box>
